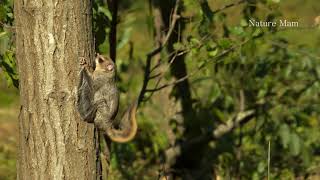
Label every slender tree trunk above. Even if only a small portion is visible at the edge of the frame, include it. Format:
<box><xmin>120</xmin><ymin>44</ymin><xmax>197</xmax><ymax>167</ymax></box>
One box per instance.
<box><xmin>106</xmin><ymin>0</ymin><xmax>118</xmax><ymax>62</ymax></box>
<box><xmin>15</xmin><ymin>1</ymin><xmax>98</xmax><ymax>179</ymax></box>
<box><xmin>154</xmin><ymin>0</ymin><xmax>208</xmax><ymax>178</ymax></box>
<box><xmin>155</xmin><ymin>0</ymin><xmax>193</xmax><ymax>126</ymax></box>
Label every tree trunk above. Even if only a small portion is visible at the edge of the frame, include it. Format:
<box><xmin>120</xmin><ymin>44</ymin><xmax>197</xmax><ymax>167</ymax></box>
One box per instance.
<box><xmin>14</xmin><ymin>1</ymin><xmax>98</xmax><ymax>179</ymax></box>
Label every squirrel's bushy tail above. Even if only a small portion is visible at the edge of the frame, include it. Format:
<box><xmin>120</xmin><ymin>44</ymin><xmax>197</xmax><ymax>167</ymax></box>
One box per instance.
<box><xmin>106</xmin><ymin>100</ymin><xmax>138</xmax><ymax>143</ymax></box>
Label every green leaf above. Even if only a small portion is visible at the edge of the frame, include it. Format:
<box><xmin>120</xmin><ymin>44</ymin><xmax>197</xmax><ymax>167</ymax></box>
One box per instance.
<box><xmin>212</xmin><ymin>108</ymin><xmax>225</xmax><ymax>122</ymax></box>
<box><xmin>190</xmin><ymin>37</ymin><xmax>201</xmax><ymax>46</ymax></box>
<box><xmin>257</xmin><ymin>89</ymin><xmax>267</xmax><ymax>99</ymax></box>
<box><xmin>173</xmin><ymin>42</ymin><xmax>185</xmax><ymax>51</ymax></box>
<box><xmin>0</xmin><ymin>31</ymin><xmax>8</xmax><ymax>39</ymax></box>
<box><xmin>208</xmin><ymin>48</ymin><xmax>218</xmax><ymax>57</ymax></box>
<box><xmin>252</xmin><ymin>172</ymin><xmax>260</xmax><ymax>180</ymax></box>
<box><xmin>98</xmin><ymin>6</ymin><xmax>112</xmax><ymax>20</ymax></box>
<box><xmin>240</xmin><ymin>19</ymin><xmax>248</xmax><ymax>27</ymax></box>
<box><xmin>279</xmin><ymin>124</ymin><xmax>290</xmax><ymax>148</ymax></box>
<box><xmin>208</xmin><ymin>83</ymin><xmax>221</xmax><ymax>103</ymax></box>
<box><xmin>290</xmin><ymin>133</ymin><xmax>301</xmax><ymax>156</ymax></box>
<box><xmin>283</xmin><ymin>65</ymin><xmax>292</xmax><ymax>78</ymax></box>
<box><xmin>257</xmin><ymin>161</ymin><xmax>266</xmax><ymax>173</ymax></box>
<box><xmin>197</xmin><ymin>60</ymin><xmax>206</xmax><ymax>68</ymax></box>
<box><xmin>218</xmin><ymin>39</ymin><xmax>232</xmax><ymax>49</ymax></box>
<box><xmin>7</xmin><ymin>12</ymin><xmax>13</xmax><ymax>18</ymax></box>
<box><xmin>315</xmin><ymin>66</ymin><xmax>320</xmax><ymax>77</ymax></box>
<box><xmin>230</xmin><ymin>26</ymin><xmax>245</xmax><ymax>36</ymax></box>
<box><xmin>252</xmin><ymin>29</ymin><xmax>263</xmax><ymax>38</ymax></box>
<box><xmin>255</xmin><ymin>117</ymin><xmax>265</xmax><ymax>131</ymax></box>
<box><xmin>0</xmin><ymin>31</ymin><xmax>10</xmax><ymax>54</ymax></box>
<box><xmin>117</xmin><ymin>27</ymin><xmax>132</xmax><ymax>50</ymax></box>
<box><xmin>268</xmin><ymin>0</ymin><xmax>280</xmax><ymax>3</ymax></box>
<box><xmin>2</xmin><ymin>71</ymin><xmax>12</xmax><ymax>87</ymax></box>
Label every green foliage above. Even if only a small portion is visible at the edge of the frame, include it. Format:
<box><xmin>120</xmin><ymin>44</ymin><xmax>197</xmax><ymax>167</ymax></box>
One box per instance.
<box><xmin>0</xmin><ymin>0</ymin><xmax>17</xmax><ymax>88</ymax></box>
<box><xmin>0</xmin><ymin>141</ymin><xmax>16</xmax><ymax>180</ymax></box>
<box><xmin>110</xmin><ymin>0</ymin><xmax>320</xmax><ymax>179</ymax></box>
<box><xmin>1</xmin><ymin>0</ymin><xmax>320</xmax><ymax>179</ymax></box>
<box><xmin>0</xmin><ymin>2</ymin><xmax>17</xmax><ymax>178</ymax></box>
<box><xmin>206</xmin><ymin>33</ymin><xmax>320</xmax><ymax>178</ymax></box>
<box><xmin>0</xmin><ymin>0</ymin><xmax>17</xmax><ymax>172</ymax></box>
<box><xmin>110</xmin><ymin>112</ymin><xmax>169</xmax><ymax>179</ymax></box>
<box><xmin>0</xmin><ymin>51</ymin><xmax>18</xmax><ymax>88</ymax></box>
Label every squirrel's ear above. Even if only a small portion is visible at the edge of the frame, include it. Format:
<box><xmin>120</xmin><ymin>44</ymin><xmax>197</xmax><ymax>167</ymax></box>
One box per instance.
<box><xmin>95</xmin><ymin>55</ymin><xmax>104</xmax><ymax>64</ymax></box>
<box><xmin>98</xmin><ymin>58</ymin><xmax>104</xmax><ymax>64</ymax></box>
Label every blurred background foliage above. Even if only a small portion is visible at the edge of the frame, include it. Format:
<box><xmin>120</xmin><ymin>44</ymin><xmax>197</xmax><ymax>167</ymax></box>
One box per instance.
<box><xmin>1</xmin><ymin>0</ymin><xmax>320</xmax><ymax>179</ymax></box>
<box><xmin>0</xmin><ymin>0</ymin><xmax>18</xmax><ymax>180</ymax></box>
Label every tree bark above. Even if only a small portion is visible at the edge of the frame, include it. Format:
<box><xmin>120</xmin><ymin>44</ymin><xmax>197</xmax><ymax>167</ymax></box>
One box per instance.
<box><xmin>14</xmin><ymin>0</ymin><xmax>98</xmax><ymax>179</ymax></box>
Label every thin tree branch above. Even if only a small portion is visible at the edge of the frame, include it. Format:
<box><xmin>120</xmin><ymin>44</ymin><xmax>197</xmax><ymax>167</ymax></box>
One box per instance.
<box><xmin>149</xmin><ymin>41</ymin><xmax>199</xmax><ymax>74</ymax></box>
<box><xmin>239</xmin><ymin>89</ymin><xmax>245</xmax><ymax>112</ymax></box>
<box><xmin>162</xmin><ymin>1</ymin><xmax>180</xmax><ymax>46</ymax></box>
<box><xmin>146</xmin><ymin>39</ymin><xmax>250</xmax><ymax>92</ymax></box>
<box><xmin>212</xmin><ymin>0</ymin><xmax>245</xmax><ymax>14</ymax></box>
<box><xmin>143</xmin><ymin>35</ymin><xmax>210</xmax><ymax>102</ymax></box>
<box><xmin>269</xmin><ymin>40</ymin><xmax>320</xmax><ymax>60</ymax></box>
<box><xmin>165</xmin><ymin>109</ymin><xmax>255</xmax><ymax>166</ymax></box>
<box><xmin>0</xmin><ymin>21</ymin><xmax>15</xmax><ymax>32</ymax></box>
<box><xmin>137</xmin><ymin>0</ymin><xmax>181</xmax><ymax>105</ymax></box>
<box><xmin>149</xmin><ymin>73</ymin><xmax>162</xmax><ymax>79</ymax></box>
<box><xmin>213</xmin><ymin>110</ymin><xmax>255</xmax><ymax>138</ymax></box>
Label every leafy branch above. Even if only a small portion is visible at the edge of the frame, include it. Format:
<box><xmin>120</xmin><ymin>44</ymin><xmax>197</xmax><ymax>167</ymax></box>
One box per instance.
<box><xmin>146</xmin><ymin>38</ymin><xmax>250</xmax><ymax>93</ymax></box>
<box><xmin>137</xmin><ymin>0</ymin><xmax>181</xmax><ymax>105</ymax></box>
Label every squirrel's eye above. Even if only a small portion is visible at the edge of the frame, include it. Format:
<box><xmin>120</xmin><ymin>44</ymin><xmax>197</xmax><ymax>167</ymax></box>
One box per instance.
<box><xmin>98</xmin><ymin>58</ymin><xmax>104</xmax><ymax>64</ymax></box>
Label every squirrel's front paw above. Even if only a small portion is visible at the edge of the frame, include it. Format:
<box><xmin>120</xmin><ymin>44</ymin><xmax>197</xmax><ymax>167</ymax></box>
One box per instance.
<box><xmin>79</xmin><ymin>57</ymin><xmax>88</xmax><ymax>67</ymax></box>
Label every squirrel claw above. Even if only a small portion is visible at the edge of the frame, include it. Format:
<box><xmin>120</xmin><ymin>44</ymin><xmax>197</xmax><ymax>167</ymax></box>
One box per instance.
<box><xmin>79</xmin><ymin>57</ymin><xmax>87</xmax><ymax>67</ymax></box>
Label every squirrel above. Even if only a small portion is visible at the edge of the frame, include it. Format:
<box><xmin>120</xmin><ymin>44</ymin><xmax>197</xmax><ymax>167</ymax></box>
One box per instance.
<box><xmin>77</xmin><ymin>53</ymin><xmax>137</xmax><ymax>143</ymax></box>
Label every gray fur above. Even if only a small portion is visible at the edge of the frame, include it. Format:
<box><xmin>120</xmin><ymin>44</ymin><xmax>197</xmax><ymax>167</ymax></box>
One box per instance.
<box><xmin>77</xmin><ymin>56</ymin><xmax>119</xmax><ymax>133</ymax></box>
<box><xmin>76</xmin><ymin>55</ymin><xmax>137</xmax><ymax>142</ymax></box>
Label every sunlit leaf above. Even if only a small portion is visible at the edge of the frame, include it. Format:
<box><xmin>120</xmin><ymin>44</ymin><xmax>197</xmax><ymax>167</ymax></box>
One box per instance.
<box><xmin>290</xmin><ymin>133</ymin><xmax>301</xmax><ymax>156</ymax></box>
<box><xmin>98</xmin><ymin>6</ymin><xmax>112</xmax><ymax>20</ymax></box>
<box><xmin>117</xmin><ymin>27</ymin><xmax>132</xmax><ymax>50</ymax></box>
<box><xmin>208</xmin><ymin>48</ymin><xmax>218</xmax><ymax>57</ymax></box>
<box><xmin>279</xmin><ymin>124</ymin><xmax>290</xmax><ymax>148</ymax></box>
<box><xmin>218</xmin><ymin>39</ymin><xmax>232</xmax><ymax>49</ymax></box>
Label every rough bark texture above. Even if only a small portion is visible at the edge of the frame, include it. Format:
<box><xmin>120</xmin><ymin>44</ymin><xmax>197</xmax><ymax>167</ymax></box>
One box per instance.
<box><xmin>15</xmin><ymin>0</ymin><xmax>98</xmax><ymax>179</ymax></box>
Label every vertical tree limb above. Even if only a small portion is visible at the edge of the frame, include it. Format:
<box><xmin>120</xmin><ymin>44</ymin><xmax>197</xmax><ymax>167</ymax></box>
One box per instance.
<box><xmin>107</xmin><ymin>0</ymin><xmax>118</xmax><ymax>62</ymax></box>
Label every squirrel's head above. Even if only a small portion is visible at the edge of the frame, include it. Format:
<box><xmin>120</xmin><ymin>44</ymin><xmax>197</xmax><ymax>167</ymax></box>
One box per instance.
<box><xmin>95</xmin><ymin>53</ymin><xmax>116</xmax><ymax>78</ymax></box>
